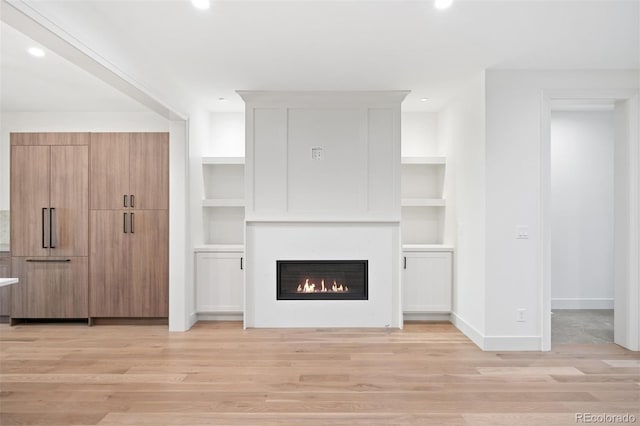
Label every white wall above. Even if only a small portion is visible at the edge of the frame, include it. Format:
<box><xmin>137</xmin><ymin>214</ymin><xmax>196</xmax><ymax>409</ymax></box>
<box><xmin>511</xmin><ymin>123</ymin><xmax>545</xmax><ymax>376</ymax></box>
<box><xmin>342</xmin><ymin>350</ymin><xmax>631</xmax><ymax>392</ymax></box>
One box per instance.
<box><xmin>168</xmin><ymin>119</ymin><xmax>191</xmax><ymax>332</ymax></box>
<box><xmin>485</xmin><ymin>70</ymin><xmax>639</xmax><ymax>350</ymax></box>
<box><xmin>188</xmin><ymin>110</ymin><xmax>210</xmax><ymax>248</ymax></box>
<box><xmin>207</xmin><ymin>112</ymin><xmax>245</xmax><ymax>158</ymax></box>
<box><xmin>437</xmin><ymin>73</ymin><xmax>486</xmax><ymax>346</ymax></box>
<box><xmin>613</xmin><ymin>97</ymin><xmax>640</xmax><ymax>351</ymax></box>
<box><xmin>551</xmin><ymin>110</ymin><xmax>614</xmax><ymax>309</ymax></box>
<box><xmin>0</xmin><ymin>111</ymin><xmax>169</xmax><ymax>210</ymax></box>
<box><xmin>401</xmin><ymin>112</ymin><xmax>438</xmax><ymax>157</ymax></box>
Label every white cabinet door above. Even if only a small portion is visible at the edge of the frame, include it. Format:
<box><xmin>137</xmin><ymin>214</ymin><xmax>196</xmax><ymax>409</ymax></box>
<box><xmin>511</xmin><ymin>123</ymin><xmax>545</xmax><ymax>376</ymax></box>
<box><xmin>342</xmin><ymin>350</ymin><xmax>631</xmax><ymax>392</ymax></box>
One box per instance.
<box><xmin>196</xmin><ymin>252</ymin><xmax>244</xmax><ymax>313</ymax></box>
<box><xmin>402</xmin><ymin>251</ymin><xmax>452</xmax><ymax>313</ymax></box>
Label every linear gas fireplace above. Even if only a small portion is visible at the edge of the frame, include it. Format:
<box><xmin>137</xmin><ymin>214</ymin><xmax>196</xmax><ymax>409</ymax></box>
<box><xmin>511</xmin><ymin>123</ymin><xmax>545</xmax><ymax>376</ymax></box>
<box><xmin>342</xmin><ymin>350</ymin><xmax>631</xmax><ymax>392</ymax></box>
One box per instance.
<box><xmin>277</xmin><ymin>260</ymin><xmax>368</xmax><ymax>300</ymax></box>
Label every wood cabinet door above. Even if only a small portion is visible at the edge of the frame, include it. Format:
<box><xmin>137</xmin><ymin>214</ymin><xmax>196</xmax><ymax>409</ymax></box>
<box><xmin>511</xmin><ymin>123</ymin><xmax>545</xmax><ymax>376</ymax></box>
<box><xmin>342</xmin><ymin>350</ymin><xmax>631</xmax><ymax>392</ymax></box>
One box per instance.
<box><xmin>129</xmin><ymin>210</ymin><xmax>168</xmax><ymax>317</ymax></box>
<box><xmin>90</xmin><ymin>133</ymin><xmax>130</xmax><ymax>210</ymax></box>
<box><xmin>11</xmin><ymin>257</ymin><xmax>88</xmax><ymax>318</ymax></box>
<box><xmin>196</xmin><ymin>252</ymin><xmax>244</xmax><ymax>313</ymax></box>
<box><xmin>89</xmin><ymin>210</ymin><xmax>131</xmax><ymax>317</ymax></box>
<box><xmin>50</xmin><ymin>146</ymin><xmax>88</xmax><ymax>257</ymax></box>
<box><xmin>402</xmin><ymin>251</ymin><xmax>452</xmax><ymax>313</ymax></box>
<box><xmin>0</xmin><ymin>255</ymin><xmax>11</xmax><ymax>316</ymax></box>
<box><xmin>11</xmin><ymin>145</ymin><xmax>50</xmax><ymax>257</ymax></box>
<box><xmin>129</xmin><ymin>133</ymin><xmax>169</xmax><ymax>210</ymax></box>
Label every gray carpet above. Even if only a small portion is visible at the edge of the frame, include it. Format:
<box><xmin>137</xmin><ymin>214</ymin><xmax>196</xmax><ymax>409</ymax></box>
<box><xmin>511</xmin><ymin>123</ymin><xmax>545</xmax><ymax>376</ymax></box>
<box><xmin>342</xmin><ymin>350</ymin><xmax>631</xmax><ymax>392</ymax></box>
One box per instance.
<box><xmin>551</xmin><ymin>309</ymin><xmax>614</xmax><ymax>345</ymax></box>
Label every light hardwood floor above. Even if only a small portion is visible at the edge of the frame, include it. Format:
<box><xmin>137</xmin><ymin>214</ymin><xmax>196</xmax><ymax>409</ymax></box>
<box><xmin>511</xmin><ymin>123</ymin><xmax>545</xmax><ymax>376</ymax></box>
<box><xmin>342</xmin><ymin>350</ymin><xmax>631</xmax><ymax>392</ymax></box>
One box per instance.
<box><xmin>1</xmin><ymin>322</ymin><xmax>638</xmax><ymax>425</ymax></box>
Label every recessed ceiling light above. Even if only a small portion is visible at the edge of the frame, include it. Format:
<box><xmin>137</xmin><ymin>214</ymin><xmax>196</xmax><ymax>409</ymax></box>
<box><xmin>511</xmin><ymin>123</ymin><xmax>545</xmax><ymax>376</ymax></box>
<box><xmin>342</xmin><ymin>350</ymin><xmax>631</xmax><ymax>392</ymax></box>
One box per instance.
<box><xmin>27</xmin><ymin>47</ymin><xmax>45</xmax><ymax>58</ymax></box>
<box><xmin>218</xmin><ymin>97</ymin><xmax>227</xmax><ymax>102</ymax></box>
<box><xmin>191</xmin><ymin>0</ymin><xmax>210</xmax><ymax>10</ymax></box>
<box><xmin>420</xmin><ymin>98</ymin><xmax>429</xmax><ymax>102</ymax></box>
<box><xmin>434</xmin><ymin>0</ymin><xmax>453</xmax><ymax>10</ymax></box>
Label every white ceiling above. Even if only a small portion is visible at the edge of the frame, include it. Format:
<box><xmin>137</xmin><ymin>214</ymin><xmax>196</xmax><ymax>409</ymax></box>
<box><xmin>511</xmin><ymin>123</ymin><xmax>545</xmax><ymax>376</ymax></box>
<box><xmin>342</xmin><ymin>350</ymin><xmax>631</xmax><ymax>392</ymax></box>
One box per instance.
<box><xmin>0</xmin><ymin>22</ymin><xmax>148</xmax><ymax>112</ymax></box>
<box><xmin>1</xmin><ymin>0</ymin><xmax>639</xmax><ymax>114</ymax></box>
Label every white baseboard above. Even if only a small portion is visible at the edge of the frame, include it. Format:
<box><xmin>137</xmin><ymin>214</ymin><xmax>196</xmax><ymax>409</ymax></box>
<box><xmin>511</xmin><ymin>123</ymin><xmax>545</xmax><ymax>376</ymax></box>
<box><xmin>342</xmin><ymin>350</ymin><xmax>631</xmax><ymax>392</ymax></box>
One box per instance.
<box><xmin>189</xmin><ymin>312</ymin><xmax>198</xmax><ymax>328</ymax></box>
<box><xmin>197</xmin><ymin>313</ymin><xmax>243</xmax><ymax>322</ymax></box>
<box><xmin>450</xmin><ymin>312</ymin><xmax>485</xmax><ymax>350</ymax></box>
<box><xmin>451</xmin><ymin>312</ymin><xmax>542</xmax><ymax>351</ymax></box>
<box><xmin>551</xmin><ymin>298</ymin><xmax>614</xmax><ymax>309</ymax></box>
<box><xmin>403</xmin><ymin>312</ymin><xmax>451</xmax><ymax>322</ymax></box>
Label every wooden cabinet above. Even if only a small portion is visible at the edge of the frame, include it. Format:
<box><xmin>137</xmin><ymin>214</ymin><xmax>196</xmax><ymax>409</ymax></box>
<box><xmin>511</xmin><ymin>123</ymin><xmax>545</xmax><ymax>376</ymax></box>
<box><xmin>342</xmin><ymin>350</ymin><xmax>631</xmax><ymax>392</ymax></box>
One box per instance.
<box><xmin>89</xmin><ymin>210</ymin><xmax>168</xmax><ymax>317</ymax></box>
<box><xmin>129</xmin><ymin>133</ymin><xmax>169</xmax><ymax>210</ymax></box>
<box><xmin>10</xmin><ymin>145</ymin><xmax>50</xmax><ymax>257</ymax></box>
<box><xmin>196</xmin><ymin>251</ymin><xmax>244</xmax><ymax>314</ymax></box>
<box><xmin>402</xmin><ymin>251</ymin><xmax>452</xmax><ymax>313</ymax></box>
<box><xmin>129</xmin><ymin>210</ymin><xmax>169</xmax><ymax>317</ymax></box>
<box><xmin>0</xmin><ymin>253</ymin><xmax>11</xmax><ymax>317</ymax></box>
<box><xmin>89</xmin><ymin>210</ymin><xmax>130</xmax><ymax>317</ymax></box>
<box><xmin>10</xmin><ymin>133</ymin><xmax>89</xmax><ymax>319</ymax></box>
<box><xmin>90</xmin><ymin>133</ymin><xmax>168</xmax><ymax>210</ymax></box>
<box><xmin>89</xmin><ymin>132</ymin><xmax>169</xmax><ymax>318</ymax></box>
<box><xmin>89</xmin><ymin>133</ymin><xmax>130</xmax><ymax>210</ymax></box>
<box><xmin>11</xmin><ymin>257</ymin><xmax>88</xmax><ymax>318</ymax></box>
<box><xmin>11</xmin><ymin>142</ymin><xmax>88</xmax><ymax>257</ymax></box>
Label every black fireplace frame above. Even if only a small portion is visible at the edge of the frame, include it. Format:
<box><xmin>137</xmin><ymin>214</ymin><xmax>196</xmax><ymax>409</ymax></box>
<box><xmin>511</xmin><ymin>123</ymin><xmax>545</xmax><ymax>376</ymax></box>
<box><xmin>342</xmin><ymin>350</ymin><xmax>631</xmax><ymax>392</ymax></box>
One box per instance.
<box><xmin>276</xmin><ymin>260</ymin><xmax>368</xmax><ymax>301</ymax></box>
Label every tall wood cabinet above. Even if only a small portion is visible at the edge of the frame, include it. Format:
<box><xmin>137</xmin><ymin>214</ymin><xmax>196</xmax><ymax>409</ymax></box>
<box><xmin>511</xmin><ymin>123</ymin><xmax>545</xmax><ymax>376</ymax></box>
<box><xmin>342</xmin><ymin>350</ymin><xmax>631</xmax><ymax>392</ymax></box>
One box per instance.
<box><xmin>89</xmin><ymin>133</ymin><xmax>169</xmax><ymax>318</ymax></box>
<box><xmin>9</xmin><ymin>132</ymin><xmax>169</xmax><ymax>322</ymax></box>
<box><xmin>10</xmin><ymin>133</ymin><xmax>89</xmax><ymax>319</ymax></box>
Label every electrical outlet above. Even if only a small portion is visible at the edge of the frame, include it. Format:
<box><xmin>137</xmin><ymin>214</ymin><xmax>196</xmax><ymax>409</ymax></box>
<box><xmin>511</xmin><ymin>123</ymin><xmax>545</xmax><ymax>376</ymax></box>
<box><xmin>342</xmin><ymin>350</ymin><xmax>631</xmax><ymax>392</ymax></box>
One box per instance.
<box><xmin>516</xmin><ymin>226</ymin><xmax>529</xmax><ymax>239</ymax></box>
<box><xmin>517</xmin><ymin>308</ymin><xmax>526</xmax><ymax>322</ymax></box>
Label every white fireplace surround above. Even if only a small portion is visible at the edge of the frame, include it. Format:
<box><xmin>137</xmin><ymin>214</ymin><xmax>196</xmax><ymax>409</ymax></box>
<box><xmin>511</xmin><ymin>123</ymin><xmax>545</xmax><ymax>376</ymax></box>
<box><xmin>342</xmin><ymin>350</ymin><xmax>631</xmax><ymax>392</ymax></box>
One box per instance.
<box><xmin>239</xmin><ymin>91</ymin><xmax>408</xmax><ymax>328</ymax></box>
<box><xmin>245</xmin><ymin>222</ymin><xmax>401</xmax><ymax>327</ymax></box>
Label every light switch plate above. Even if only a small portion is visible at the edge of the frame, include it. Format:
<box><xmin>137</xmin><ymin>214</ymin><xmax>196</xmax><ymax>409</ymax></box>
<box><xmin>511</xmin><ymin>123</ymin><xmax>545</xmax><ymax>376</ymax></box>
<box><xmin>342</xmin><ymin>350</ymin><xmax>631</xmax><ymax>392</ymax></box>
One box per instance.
<box><xmin>311</xmin><ymin>147</ymin><xmax>323</xmax><ymax>160</ymax></box>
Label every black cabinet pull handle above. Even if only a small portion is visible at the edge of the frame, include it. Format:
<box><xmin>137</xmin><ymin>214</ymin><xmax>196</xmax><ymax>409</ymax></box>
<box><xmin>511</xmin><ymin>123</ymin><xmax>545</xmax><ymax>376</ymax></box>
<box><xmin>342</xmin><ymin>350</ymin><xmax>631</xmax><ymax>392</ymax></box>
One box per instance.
<box><xmin>42</xmin><ymin>208</ymin><xmax>48</xmax><ymax>248</ymax></box>
<box><xmin>240</xmin><ymin>257</ymin><xmax>243</xmax><ymax>270</ymax></box>
<box><xmin>124</xmin><ymin>195</ymin><xmax>128</xmax><ymax>207</ymax></box>
<box><xmin>130</xmin><ymin>194</ymin><xmax>135</xmax><ymax>208</ymax></box>
<box><xmin>27</xmin><ymin>258</ymin><xmax>71</xmax><ymax>263</ymax></box>
<box><xmin>130</xmin><ymin>213</ymin><xmax>134</xmax><ymax>234</ymax></box>
<box><xmin>123</xmin><ymin>212</ymin><xmax>127</xmax><ymax>233</ymax></box>
<box><xmin>50</xmin><ymin>208</ymin><xmax>56</xmax><ymax>248</ymax></box>
<box><xmin>403</xmin><ymin>256</ymin><xmax>407</xmax><ymax>269</ymax></box>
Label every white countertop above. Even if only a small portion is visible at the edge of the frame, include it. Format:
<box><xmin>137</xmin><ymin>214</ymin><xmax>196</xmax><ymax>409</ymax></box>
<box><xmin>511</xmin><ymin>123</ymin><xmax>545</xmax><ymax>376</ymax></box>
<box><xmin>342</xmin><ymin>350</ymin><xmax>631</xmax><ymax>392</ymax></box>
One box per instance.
<box><xmin>0</xmin><ymin>278</ymin><xmax>18</xmax><ymax>287</ymax></box>
<box><xmin>0</xmin><ymin>244</ymin><xmax>9</xmax><ymax>253</ymax></box>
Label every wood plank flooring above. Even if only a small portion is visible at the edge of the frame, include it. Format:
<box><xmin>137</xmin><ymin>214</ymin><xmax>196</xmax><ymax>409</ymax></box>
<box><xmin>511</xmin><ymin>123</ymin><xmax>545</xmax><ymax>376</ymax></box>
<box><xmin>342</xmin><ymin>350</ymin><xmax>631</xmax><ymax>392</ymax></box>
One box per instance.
<box><xmin>1</xmin><ymin>322</ymin><xmax>638</xmax><ymax>425</ymax></box>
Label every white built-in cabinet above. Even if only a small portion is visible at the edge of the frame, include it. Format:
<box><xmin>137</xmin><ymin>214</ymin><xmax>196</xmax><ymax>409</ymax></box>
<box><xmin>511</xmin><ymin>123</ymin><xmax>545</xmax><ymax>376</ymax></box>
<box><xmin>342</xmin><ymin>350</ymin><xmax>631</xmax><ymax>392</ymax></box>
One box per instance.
<box><xmin>401</xmin><ymin>156</ymin><xmax>453</xmax><ymax>315</ymax></box>
<box><xmin>196</xmin><ymin>157</ymin><xmax>245</xmax><ymax>316</ymax></box>
<box><xmin>195</xmin><ymin>248</ymin><xmax>244</xmax><ymax>315</ymax></box>
<box><xmin>402</xmin><ymin>250</ymin><xmax>452</xmax><ymax>313</ymax></box>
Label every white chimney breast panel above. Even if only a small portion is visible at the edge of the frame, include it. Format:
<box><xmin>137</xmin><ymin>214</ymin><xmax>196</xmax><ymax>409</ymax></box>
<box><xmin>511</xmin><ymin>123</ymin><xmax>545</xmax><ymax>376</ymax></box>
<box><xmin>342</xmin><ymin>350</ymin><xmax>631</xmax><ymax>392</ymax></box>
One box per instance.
<box><xmin>253</xmin><ymin>108</ymin><xmax>287</xmax><ymax>213</ymax></box>
<box><xmin>238</xmin><ymin>91</ymin><xmax>408</xmax><ymax>328</ymax></box>
<box><xmin>368</xmin><ymin>108</ymin><xmax>398</xmax><ymax>213</ymax></box>
<box><xmin>287</xmin><ymin>108</ymin><xmax>365</xmax><ymax>213</ymax></box>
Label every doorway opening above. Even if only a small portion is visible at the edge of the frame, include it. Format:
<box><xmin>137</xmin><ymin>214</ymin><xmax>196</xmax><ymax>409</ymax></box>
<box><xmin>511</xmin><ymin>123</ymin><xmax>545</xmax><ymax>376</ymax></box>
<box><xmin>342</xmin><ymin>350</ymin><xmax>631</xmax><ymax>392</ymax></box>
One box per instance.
<box><xmin>541</xmin><ymin>90</ymin><xmax>639</xmax><ymax>351</ymax></box>
<box><xmin>550</xmin><ymin>102</ymin><xmax>615</xmax><ymax>345</ymax></box>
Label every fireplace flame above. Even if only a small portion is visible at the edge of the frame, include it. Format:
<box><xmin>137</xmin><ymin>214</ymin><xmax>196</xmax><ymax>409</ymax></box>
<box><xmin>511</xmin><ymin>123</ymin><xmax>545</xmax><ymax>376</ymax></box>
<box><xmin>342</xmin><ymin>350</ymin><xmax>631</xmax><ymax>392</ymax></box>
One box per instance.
<box><xmin>297</xmin><ymin>278</ymin><xmax>349</xmax><ymax>293</ymax></box>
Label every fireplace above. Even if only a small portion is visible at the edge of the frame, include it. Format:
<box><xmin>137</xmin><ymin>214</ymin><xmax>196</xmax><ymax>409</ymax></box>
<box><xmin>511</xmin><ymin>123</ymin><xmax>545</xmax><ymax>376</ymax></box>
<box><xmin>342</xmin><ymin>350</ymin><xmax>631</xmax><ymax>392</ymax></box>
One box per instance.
<box><xmin>277</xmin><ymin>260</ymin><xmax>368</xmax><ymax>300</ymax></box>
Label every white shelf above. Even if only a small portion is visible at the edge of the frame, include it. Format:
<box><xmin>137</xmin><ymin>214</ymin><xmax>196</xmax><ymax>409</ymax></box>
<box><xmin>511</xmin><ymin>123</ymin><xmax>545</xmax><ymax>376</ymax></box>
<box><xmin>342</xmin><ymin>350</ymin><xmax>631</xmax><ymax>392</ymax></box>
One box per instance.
<box><xmin>401</xmin><ymin>198</ymin><xmax>445</xmax><ymax>207</ymax></box>
<box><xmin>401</xmin><ymin>156</ymin><xmax>446</xmax><ymax>165</ymax></box>
<box><xmin>194</xmin><ymin>244</ymin><xmax>244</xmax><ymax>253</ymax></box>
<box><xmin>402</xmin><ymin>244</ymin><xmax>454</xmax><ymax>252</ymax></box>
<box><xmin>202</xmin><ymin>198</ymin><xmax>245</xmax><ymax>207</ymax></box>
<box><xmin>202</xmin><ymin>157</ymin><xmax>245</xmax><ymax>165</ymax></box>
